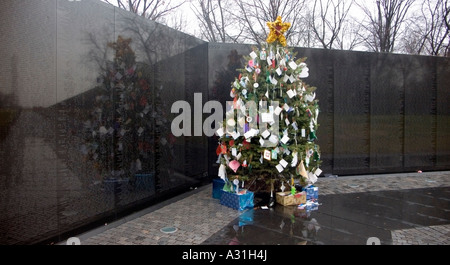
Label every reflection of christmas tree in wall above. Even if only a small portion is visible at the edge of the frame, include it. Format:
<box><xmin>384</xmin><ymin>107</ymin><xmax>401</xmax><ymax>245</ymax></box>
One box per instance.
<box><xmin>216</xmin><ymin>17</ymin><xmax>322</xmax><ymax>195</ymax></box>
<box><xmin>83</xmin><ymin>36</ymin><xmax>155</xmax><ymax>180</ymax></box>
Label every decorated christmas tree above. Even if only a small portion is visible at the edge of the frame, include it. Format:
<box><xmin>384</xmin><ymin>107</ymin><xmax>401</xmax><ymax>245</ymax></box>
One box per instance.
<box><xmin>216</xmin><ymin>17</ymin><xmax>322</xmax><ymax>203</ymax></box>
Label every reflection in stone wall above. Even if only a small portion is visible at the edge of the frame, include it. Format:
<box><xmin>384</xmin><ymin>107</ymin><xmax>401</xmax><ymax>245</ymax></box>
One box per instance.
<box><xmin>0</xmin><ymin>0</ymin><xmax>208</xmax><ymax>244</ymax></box>
<box><xmin>0</xmin><ymin>0</ymin><xmax>449</xmax><ymax>245</ymax></box>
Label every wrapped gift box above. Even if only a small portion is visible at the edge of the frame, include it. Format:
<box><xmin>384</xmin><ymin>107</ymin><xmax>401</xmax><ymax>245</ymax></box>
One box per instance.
<box><xmin>276</xmin><ymin>191</ymin><xmax>307</xmax><ymax>206</ymax></box>
<box><xmin>305</xmin><ymin>185</ymin><xmax>319</xmax><ymax>200</ymax></box>
<box><xmin>212</xmin><ymin>178</ymin><xmax>225</xmax><ymax>199</ymax></box>
<box><xmin>220</xmin><ymin>190</ymin><xmax>254</xmax><ymax>211</ymax></box>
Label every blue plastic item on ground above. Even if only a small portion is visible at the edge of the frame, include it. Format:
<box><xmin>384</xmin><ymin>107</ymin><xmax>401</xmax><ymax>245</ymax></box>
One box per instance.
<box><xmin>212</xmin><ymin>178</ymin><xmax>225</xmax><ymax>199</ymax></box>
<box><xmin>305</xmin><ymin>185</ymin><xmax>319</xmax><ymax>200</ymax></box>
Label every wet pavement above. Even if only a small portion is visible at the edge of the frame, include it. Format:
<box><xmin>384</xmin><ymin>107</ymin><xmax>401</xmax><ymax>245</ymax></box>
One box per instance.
<box><xmin>202</xmin><ymin>187</ymin><xmax>450</xmax><ymax>245</ymax></box>
<box><xmin>76</xmin><ymin>171</ymin><xmax>450</xmax><ymax>245</ymax></box>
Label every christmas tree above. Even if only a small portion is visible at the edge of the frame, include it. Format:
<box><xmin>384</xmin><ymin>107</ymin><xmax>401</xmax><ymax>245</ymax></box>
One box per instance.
<box><xmin>216</xmin><ymin>17</ymin><xmax>322</xmax><ymax>200</ymax></box>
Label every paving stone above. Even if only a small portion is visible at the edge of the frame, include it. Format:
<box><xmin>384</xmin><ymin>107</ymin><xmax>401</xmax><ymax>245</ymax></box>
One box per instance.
<box><xmin>73</xmin><ymin>172</ymin><xmax>450</xmax><ymax>245</ymax></box>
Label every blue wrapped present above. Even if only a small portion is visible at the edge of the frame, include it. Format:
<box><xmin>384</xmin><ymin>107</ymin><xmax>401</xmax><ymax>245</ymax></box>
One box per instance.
<box><xmin>305</xmin><ymin>185</ymin><xmax>319</xmax><ymax>200</ymax></box>
<box><xmin>220</xmin><ymin>190</ymin><xmax>254</xmax><ymax>211</ymax></box>
<box><xmin>212</xmin><ymin>178</ymin><xmax>225</xmax><ymax>199</ymax></box>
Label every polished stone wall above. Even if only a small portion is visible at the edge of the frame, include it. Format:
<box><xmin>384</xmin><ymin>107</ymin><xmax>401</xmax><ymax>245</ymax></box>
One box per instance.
<box><xmin>207</xmin><ymin>45</ymin><xmax>450</xmax><ymax>176</ymax></box>
<box><xmin>0</xmin><ymin>0</ymin><xmax>449</xmax><ymax>244</ymax></box>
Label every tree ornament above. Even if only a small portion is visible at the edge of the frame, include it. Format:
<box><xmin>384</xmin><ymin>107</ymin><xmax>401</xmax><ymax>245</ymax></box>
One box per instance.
<box><xmin>266</xmin><ymin>16</ymin><xmax>291</xmax><ymax>47</ymax></box>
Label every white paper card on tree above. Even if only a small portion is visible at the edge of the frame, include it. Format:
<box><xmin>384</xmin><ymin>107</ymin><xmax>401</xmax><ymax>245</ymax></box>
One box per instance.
<box><xmin>285</xmin><ymin>118</ymin><xmax>290</xmax><ymax>126</ymax></box>
<box><xmin>244</xmin><ymin>130</ymin><xmax>253</xmax><ymax>140</ymax></box>
<box><xmin>269</xmin><ymin>105</ymin><xmax>274</xmax><ymax>114</ymax></box>
<box><xmin>265</xmin><ymin>89</ymin><xmax>269</xmax><ymax>98</ymax></box>
<box><xmin>305</xmin><ymin>92</ymin><xmax>316</xmax><ymax>102</ymax></box>
<box><xmin>267</xmin><ymin>57</ymin><xmax>272</xmax><ymax>66</ymax></box>
<box><xmin>232</xmin><ymin>148</ymin><xmax>237</xmax><ymax>157</ymax></box>
<box><xmin>261</xmin><ymin>112</ymin><xmax>274</xmax><ymax>123</ymax></box>
<box><xmin>283</xmin><ymin>103</ymin><xmax>290</xmax><ymax>111</ymax></box>
<box><xmin>249</xmin><ymin>128</ymin><xmax>259</xmax><ymax>137</ymax></box>
<box><xmin>259</xmin><ymin>137</ymin><xmax>265</xmax><ymax>147</ymax></box>
<box><xmin>218</xmin><ymin>164</ymin><xmax>227</xmax><ymax>180</ymax></box>
<box><xmin>284</xmin><ymin>148</ymin><xmax>291</xmax><ymax>155</ymax></box>
<box><xmin>283</xmin><ymin>75</ymin><xmax>289</xmax><ymax>82</ymax></box>
<box><xmin>249</xmin><ymin>51</ymin><xmax>257</xmax><ymax>59</ymax></box>
<box><xmin>276</xmin><ymin>68</ymin><xmax>282</xmax><ymax>76</ymax></box>
<box><xmin>289</xmin><ymin>61</ymin><xmax>298</xmax><ymax>70</ymax></box>
<box><xmin>281</xmin><ymin>135</ymin><xmax>290</xmax><ymax>144</ymax></box>
<box><xmin>301</xmin><ymin>128</ymin><xmax>306</xmax><ymax>137</ymax></box>
<box><xmin>280</xmin><ymin>159</ymin><xmax>288</xmax><ymax>168</ymax></box>
<box><xmin>291</xmin><ymin>152</ymin><xmax>298</xmax><ymax>167</ymax></box>
<box><xmin>271</xmin><ymin>77</ymin><xmax>278</xmax><ymax>85</ymax></box>
<box><xmin>261</xmin><ymin>130</ymin><xmax>270</xmax><ymax>139</ymax></box>
<box><xmin>238</xmin><ymin>117</ymin><xmax>246</xmax><ymax>128</ymax></box>
<box><xmin>289</xmin><ymin>75</ymin><xmax>296</xmax><ymax>83</ymax></box>
<box><xmin>308</xmin><ymin>172</ymin><xmax>318</xmax><ymax>184</ymax></box>
<box><xmin>286</xmin><ymin>89</ymin><xmax>296</xmax><ymax>98</ymax></box>
<box><xmin>292</xmin><ymin>122</ymin><xmax>298</xmax><ymax>131</ymax></box>
<box><xmin>216</xmin><ymin>127</ymin><xmax>224</xmax><ymax>137</ymax></box>
<box><xmin>276</xmin><ymin>164</ymin><xmax>284</xmax><ymax>173</ymax></box>
<box><xmin>264</xmin><ymin>149</ymin><xmax>271</xmax><ymax>160</ymax></box>
<box><xmin>269</xmin><ymin>134</ymin><xmax>278</xmax><ymax>144</ymax></box>
<box><xmin>274</xmin><ymin>106</ymin><xmax>283</xmax><ymax>116</ymax></box>
<box><xmin>232</xmin><ymin>131</ymin><xmax>241</xmax><ymax>140</ymax></box>
<box><xmin>314</xmin><ymin>168</ymin><xmax>322</xmax><ymax>176</ymax></box>
<box><xmin>236</xmin><ymin>152</ymin><xmax>242</xmax><ymax>160</ymax></box>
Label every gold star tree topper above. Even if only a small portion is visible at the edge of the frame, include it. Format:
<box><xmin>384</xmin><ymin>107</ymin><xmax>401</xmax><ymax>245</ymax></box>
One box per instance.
<box><xmin>266</xmin><ymin>16</ymin><xmax>291</xmax><ymax>47</ymax></box>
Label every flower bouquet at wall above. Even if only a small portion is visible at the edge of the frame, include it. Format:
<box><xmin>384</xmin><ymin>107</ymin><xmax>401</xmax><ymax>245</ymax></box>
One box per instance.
<box><xmin>81</xmin><ymin>36</ymin><xmax>155</xmax><ymax>189</ymax></box>
<box><xmin>215</xmin><ymin>17</ymin><xmax>322</xmax><ymax>208</ymax></box>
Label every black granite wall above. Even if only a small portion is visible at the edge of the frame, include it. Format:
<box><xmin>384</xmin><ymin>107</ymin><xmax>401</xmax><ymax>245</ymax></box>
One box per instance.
<box><xmin>0</xmin><ymin>0</ymin><xmax>449</xmax><ymax>244</ymax></box>
<box><xmin>207</xmin><ymin>44</ymin><xmax>450</xmax><ymax>176</ymax></box>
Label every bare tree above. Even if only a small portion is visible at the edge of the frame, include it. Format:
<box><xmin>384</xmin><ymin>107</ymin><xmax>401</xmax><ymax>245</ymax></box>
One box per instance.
<box><xmin>357</xmin><ymin>0</ymin><xmax>415</xmax><ymax>53</ymax></box>
<box><xmin>445</xmin><ymin>0</ymin><xmax>450</xmax><ymax>55</ymax></box>
<box><xmin>191</xmin><ymin>0</ymin><xmax>243</xmax><ymax>42</ymax></box>
<box><xmin>232</xmin><ymin>0</ymin><xmax>308</xmax><ymax>46</ymax></box>
<box><xmin>401</xmin><ymin>0</ymin><xmax>449</xmax><ymax>56</ymax></box>
<box><xmin>308</xmin><ymin>0</ymin><xmax>355</xmax><ymax>49</ymax></box>
<box><xmin>103</xmin><ymin>0</ymin><xmax>187</xmax><ymax>21</ymax></box>
<box><xmin>334</xmin><ymin>19</ymin><xmax>365</xmax><ymax>50</ymax></box>
<box><xmin>422</xmin><ymin>0</ymin><xmax>449</xmax><ymax>56</ymax></box>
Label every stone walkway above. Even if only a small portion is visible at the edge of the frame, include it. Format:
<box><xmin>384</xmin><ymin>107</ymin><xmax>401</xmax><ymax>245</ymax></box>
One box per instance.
<box><xmin>75</xmin><ymin>171</ymin><xmax>449</xmax><ymax>245</ymax></box>
<box><xmin>81</xmin><ymin>185</ymin><xmax>241</xmax><ymax>245</ymax></box>
<box><xmin>391</xmin><ymin>224</ymin><xmax>450</xmax><ymax>245</ymax></box>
